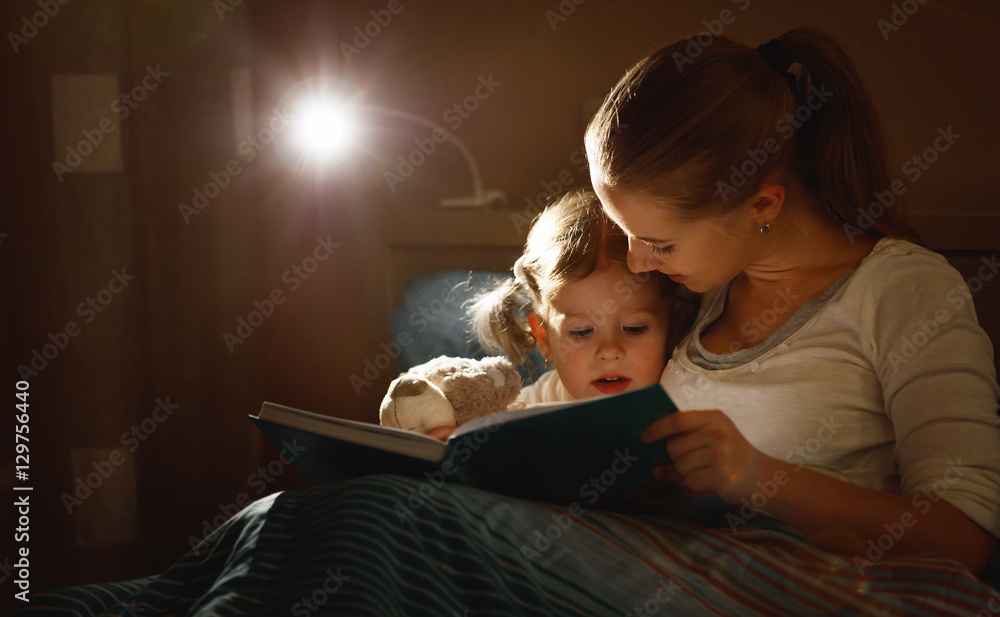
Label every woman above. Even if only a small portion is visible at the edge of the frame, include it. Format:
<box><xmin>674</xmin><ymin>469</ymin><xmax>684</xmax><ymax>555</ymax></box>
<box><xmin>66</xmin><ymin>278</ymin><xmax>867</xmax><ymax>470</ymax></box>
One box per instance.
<box><xmin>585</xmin><ymin>27</ymin><xmax>1000</xmax><ymax>576</ymax></box>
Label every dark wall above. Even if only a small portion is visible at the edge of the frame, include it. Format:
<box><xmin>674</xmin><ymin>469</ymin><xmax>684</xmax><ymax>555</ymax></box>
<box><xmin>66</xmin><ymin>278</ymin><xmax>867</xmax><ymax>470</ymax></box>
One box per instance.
<box><xmin>1</xmin><ymin>0</ymin><xmax>265</xmax><ymax>604</ymax></box>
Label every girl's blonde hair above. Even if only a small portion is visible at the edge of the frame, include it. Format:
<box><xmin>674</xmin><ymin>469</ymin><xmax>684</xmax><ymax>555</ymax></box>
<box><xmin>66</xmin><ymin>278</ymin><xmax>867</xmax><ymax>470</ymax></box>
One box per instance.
<box><xmin>586</xmin><ymin>28</ymin><xmax>920</xmax><ymax>242</ymax></box>
<box><xmin>469</xmin><ymin>189</ymin><xmax>696</xmax><ymax>369</ymax></box>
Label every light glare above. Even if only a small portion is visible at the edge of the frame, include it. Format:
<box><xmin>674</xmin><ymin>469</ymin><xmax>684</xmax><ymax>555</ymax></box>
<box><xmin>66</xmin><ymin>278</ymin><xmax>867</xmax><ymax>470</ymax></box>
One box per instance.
<box><xmin>293</xmin><ymin>100</ymin><xmax>355</xmax><ymax>159</ymax></box>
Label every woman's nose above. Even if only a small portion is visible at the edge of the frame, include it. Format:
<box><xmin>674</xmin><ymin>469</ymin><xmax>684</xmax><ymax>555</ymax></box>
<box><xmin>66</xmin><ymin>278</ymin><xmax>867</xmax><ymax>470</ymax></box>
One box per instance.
<box><xmin>626</xmin><ymin>237</ymin><xmax>662</xmax><ymax>273</ymax></box>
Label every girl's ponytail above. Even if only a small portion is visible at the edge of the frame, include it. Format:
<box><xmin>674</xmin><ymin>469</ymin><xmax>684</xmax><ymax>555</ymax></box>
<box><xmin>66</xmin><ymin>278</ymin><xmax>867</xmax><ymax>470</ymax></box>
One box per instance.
<box><xmin>468</xmin><ymin>276</ymin><xmax>537</xmax><ymax>369</ymax></box>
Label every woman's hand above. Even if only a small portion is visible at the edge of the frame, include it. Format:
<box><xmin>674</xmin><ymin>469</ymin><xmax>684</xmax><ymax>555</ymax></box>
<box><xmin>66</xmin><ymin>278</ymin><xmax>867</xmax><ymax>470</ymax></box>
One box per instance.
<box><xmin>641</xmin><ymin>409</ymin><xmax>768</xmax><ymax>503</ymax></box>
<box><xmin>426</xmin><ymin>425</ymin><xmax>457</xmax><ymax>441</ymax></box>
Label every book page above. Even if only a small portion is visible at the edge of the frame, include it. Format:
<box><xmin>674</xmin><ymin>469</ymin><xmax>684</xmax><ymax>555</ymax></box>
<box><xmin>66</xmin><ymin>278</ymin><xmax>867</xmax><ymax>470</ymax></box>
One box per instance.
<box><xmin>256</xmin><ymin>402</ymin><xmax>447</xmax><ymax>461</ymax></box>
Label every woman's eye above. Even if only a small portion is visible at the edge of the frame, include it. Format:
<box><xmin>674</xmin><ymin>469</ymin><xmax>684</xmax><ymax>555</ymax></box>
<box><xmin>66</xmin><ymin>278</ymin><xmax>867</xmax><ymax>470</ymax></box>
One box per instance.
<box><xmin>624</xmin><ymin>325</ymin><xmax>649</xmax><ymax>335</ymax></box>
<box><xmin>568</xmin><ymin>328</ymin><xmax>593</xmax><ymax>339</ymax></box>
<box><xmin>650</xmin><ymin>244</ymin><xmax>674</xmax><ymax>256</ymax></box>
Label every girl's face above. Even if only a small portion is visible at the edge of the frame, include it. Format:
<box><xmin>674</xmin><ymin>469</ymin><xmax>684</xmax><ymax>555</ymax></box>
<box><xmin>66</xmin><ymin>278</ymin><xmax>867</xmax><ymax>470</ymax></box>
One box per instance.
<box><xmin>529</xmin><ymin>266</ymin><xmax>670</xmax><ymax>400</ymax></box>
<box><xmin>592</xmin><ymin>183</ymin><xmax>755</xmax><ymax>294</ymax></box>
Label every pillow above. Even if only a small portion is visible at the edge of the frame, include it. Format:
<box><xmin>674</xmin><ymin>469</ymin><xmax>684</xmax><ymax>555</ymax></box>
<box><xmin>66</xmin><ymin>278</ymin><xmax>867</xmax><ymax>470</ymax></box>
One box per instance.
<box><xmin>392</xmin><ymin>270</ymin><xmax>546</xmax><ymax>385</ymax></box>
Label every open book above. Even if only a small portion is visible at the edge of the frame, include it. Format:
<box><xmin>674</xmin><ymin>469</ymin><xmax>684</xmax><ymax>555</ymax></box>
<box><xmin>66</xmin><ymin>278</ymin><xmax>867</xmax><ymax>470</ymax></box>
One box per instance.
<box><xmin>250</xmin><ymin>384</ymin><xmax>679</xmax><ymax>505</ymax></box>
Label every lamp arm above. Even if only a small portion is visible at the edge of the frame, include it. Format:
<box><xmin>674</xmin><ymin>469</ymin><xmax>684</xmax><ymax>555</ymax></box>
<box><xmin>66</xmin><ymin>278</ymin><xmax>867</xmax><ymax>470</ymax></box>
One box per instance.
<box><xmin>368</xmin><ymin>106</ymin><xmax>486</xmax><ymax>198</ymax></box>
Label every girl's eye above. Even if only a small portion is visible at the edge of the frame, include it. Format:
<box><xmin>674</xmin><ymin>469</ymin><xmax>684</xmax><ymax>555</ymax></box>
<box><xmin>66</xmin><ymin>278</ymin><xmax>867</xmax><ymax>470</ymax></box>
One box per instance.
<box><xmin>650</xmin><ymin>244</ymin><xmax>674</xmax><ymax>256</ymax></box>
<box><xmin>624</xmin><ymin>325</ymin><xmax>649</xmax><ymax>335</ymax></box>
<box><xmin>568</xmin><ymin>328</ymin><xmax>593</xmax><ymax>339</ymax></box>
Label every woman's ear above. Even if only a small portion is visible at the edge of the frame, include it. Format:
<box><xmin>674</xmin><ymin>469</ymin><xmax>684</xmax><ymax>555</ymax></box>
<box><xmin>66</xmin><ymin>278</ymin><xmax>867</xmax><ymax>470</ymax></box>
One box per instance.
<box><xmin>527</xmin><ymin>312</ymin><xmax>552</xmax><ymax>361</ymax></box>
<box><xmin>752</xmin><ymin>183</ymin><xmax>786</xmax><ymax>227</ymax></box>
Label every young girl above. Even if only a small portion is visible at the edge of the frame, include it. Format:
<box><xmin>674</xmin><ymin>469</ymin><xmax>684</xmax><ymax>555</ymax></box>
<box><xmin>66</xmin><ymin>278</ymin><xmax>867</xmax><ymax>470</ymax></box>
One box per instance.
<box><xmin>469</xmin><ymin>188</ymin><xmax>697</xmax><ymax>406</ymax></box>
<box><xmin>585</xmin><ymin>27</ymin><xmax>1000</xmax><ymax>580</ymax></box>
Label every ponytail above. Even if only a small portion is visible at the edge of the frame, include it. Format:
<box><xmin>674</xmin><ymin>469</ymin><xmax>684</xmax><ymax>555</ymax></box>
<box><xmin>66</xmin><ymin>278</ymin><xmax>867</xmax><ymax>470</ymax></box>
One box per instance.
<box><xmin>468</xmin><ymin>276</ymin><xmax>537</xmax><ymax>369</ymax></box>
<box><xmin>777</xmin><ymin>28</ymin><xmax>920</xmax><ymax>242</ymax></box>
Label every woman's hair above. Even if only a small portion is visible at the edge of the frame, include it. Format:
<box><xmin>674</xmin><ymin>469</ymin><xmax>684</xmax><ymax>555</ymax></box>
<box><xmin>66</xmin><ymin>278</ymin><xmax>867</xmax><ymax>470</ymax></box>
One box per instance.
<box><xmin>469</xmin><ymin>189</ymin><xmax>697</xmax><ymax>369</ymax></box>
<box><xmin>585</xmin><ymin>27</ymin><xmax>920</xmax><ymax>242</ymax></box>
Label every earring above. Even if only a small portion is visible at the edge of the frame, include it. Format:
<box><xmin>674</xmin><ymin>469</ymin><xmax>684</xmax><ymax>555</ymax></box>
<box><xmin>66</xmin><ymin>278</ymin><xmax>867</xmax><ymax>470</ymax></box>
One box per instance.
<box><xmin>543</xmin><ymin>356</ymin><xmax>552</xmax><ymax>369</ymax></box>
<box><xmin>760</xmin><ymin>223</ymin><xmax>771</xmax><ymax>234</ymax></box>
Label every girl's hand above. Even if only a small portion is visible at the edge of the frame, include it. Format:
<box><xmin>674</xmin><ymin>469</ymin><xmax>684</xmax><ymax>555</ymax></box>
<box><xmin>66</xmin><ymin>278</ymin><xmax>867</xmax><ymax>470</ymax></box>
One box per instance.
<box><xmin>641</xmin><ymin>409</ymin><xmax>767</xmax><ymax>503</ymax></box>
<box><xmin>426</xmin><ymin>425</ymin><xmax>457</xmax><ymax>441</ymax></box>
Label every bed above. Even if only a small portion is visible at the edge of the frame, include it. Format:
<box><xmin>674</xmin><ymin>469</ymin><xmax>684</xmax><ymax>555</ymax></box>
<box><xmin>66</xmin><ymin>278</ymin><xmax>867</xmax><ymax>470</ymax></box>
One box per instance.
<box><xmin>15</xmin><ymin>269</ymin><xmax>1000</xmax><ymax>617</ymax></box>
<box><xmin>13</xmin><ymin>476</ymin><xmax>1000</xmax><ymax>616</ymax></box>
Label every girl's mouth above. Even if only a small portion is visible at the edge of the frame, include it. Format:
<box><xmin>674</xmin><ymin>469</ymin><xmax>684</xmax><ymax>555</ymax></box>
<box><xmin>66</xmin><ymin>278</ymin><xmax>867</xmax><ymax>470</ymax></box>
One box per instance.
<box><xmin>592</xmin><ymin>374</ymin><xmax>631</xmax><ymax>395</ymax></box>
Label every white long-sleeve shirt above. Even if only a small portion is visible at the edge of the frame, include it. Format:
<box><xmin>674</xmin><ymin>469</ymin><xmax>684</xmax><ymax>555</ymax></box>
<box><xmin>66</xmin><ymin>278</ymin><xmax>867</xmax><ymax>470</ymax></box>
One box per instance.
<box><xmin>661</xmin><ymin>237</ymin><xmax>1000</xmax><ymax>538</ymax></box>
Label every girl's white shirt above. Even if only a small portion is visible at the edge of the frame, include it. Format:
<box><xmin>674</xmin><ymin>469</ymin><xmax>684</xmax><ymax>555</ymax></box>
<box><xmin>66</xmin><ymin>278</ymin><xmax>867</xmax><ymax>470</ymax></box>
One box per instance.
<box><xmin>515</xmin><ymin>369</ymin><xmax>573</xmax><ymax>406</ymax></box>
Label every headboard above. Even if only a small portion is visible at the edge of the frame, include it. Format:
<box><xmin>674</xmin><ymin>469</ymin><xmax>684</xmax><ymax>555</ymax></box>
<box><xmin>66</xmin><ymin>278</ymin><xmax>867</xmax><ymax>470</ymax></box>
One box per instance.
<box><xmin>376</xmin><ymin>207</ymin><xmax>527</xmax><ymax>324</ymax></box>
<box><xmin>938</xmin><ymin>251</ymin><xmax>1000</xmax><ymax>379</ymax></box>
<box><xmin>378</xmin><ymin>209</ymin><xmax>1000</xmax><ymax>380</ymax></box>
<box><xmin>916</xmin><ymin>214</ymin><xmax>1000</xmax><ymax>379</ymax></box>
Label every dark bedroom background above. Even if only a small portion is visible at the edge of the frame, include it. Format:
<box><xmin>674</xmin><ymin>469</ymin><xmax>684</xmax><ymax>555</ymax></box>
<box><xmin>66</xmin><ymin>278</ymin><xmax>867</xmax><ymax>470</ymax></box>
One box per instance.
<box><xmin>0</xmin><ymin>0</ymin><xmax>998</xmax><ymax>611</ymax></box>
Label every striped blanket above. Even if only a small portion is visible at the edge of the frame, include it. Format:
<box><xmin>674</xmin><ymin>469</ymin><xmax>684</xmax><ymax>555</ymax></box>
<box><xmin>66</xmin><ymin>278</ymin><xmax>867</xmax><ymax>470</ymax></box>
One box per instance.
<box><xmin>17</xmin><ymin>475</ymin><xmax>1000</xmax><ymax>616</ymax></box>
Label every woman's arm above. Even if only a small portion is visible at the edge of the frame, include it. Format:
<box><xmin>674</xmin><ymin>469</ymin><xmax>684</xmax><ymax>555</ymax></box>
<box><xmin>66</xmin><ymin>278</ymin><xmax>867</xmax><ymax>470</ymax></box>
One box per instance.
<box><xmin>753</xmin><ymin>450</ymin><xmax>997</xmax><ymax>573</ymax></box>
<box><xmin>645</xmin><ymin>409</ymin><xmax>998</xmax><ymax>574</ymax></box>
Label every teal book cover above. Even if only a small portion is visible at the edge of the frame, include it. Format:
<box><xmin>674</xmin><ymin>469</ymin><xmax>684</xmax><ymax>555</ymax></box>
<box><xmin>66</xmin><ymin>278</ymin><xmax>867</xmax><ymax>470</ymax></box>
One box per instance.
<box><xmin>250</xmin><ymin>383</ymin><xmax>678</xmax><ymax>505</ymax></box>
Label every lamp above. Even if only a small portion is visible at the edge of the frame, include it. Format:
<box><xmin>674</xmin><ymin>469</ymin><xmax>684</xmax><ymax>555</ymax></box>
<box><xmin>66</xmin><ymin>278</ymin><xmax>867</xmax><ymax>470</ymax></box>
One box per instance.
<box><xmin>288</xmin><ymin>93</ymin><xmax>506</xmax><ymax>208</ymax></box>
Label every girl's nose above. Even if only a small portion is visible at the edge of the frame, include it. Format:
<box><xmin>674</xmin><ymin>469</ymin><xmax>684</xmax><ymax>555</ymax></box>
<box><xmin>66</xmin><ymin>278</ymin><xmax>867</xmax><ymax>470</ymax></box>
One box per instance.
<box><xmin>597</xmin><ymin>336</ymin><xmax>625</xmax><ymax>361</ymax></box>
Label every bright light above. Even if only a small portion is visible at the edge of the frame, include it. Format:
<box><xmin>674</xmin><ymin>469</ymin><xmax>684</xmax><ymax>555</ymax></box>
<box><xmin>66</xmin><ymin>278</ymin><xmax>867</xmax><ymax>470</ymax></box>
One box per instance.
<box><xmin>292</xmin><ymin>100</ymin><xmax>356</xmax><ymax>159</ymax></box>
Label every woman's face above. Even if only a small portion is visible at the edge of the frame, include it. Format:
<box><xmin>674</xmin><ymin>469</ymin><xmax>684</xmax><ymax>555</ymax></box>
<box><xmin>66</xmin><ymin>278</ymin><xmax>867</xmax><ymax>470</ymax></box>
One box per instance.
<box><xmin>592</xmin><ymin>183</ymin><xmax>755</xmax><ymax>293</ymax></box>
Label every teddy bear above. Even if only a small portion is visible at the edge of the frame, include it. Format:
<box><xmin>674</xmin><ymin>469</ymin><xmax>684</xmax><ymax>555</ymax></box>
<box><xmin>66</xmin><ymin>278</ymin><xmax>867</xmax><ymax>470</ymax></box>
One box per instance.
<box><xmin>379</xmin><ymin>355</ymin><xmax>522</xmax><ymax>434</ymax></box>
